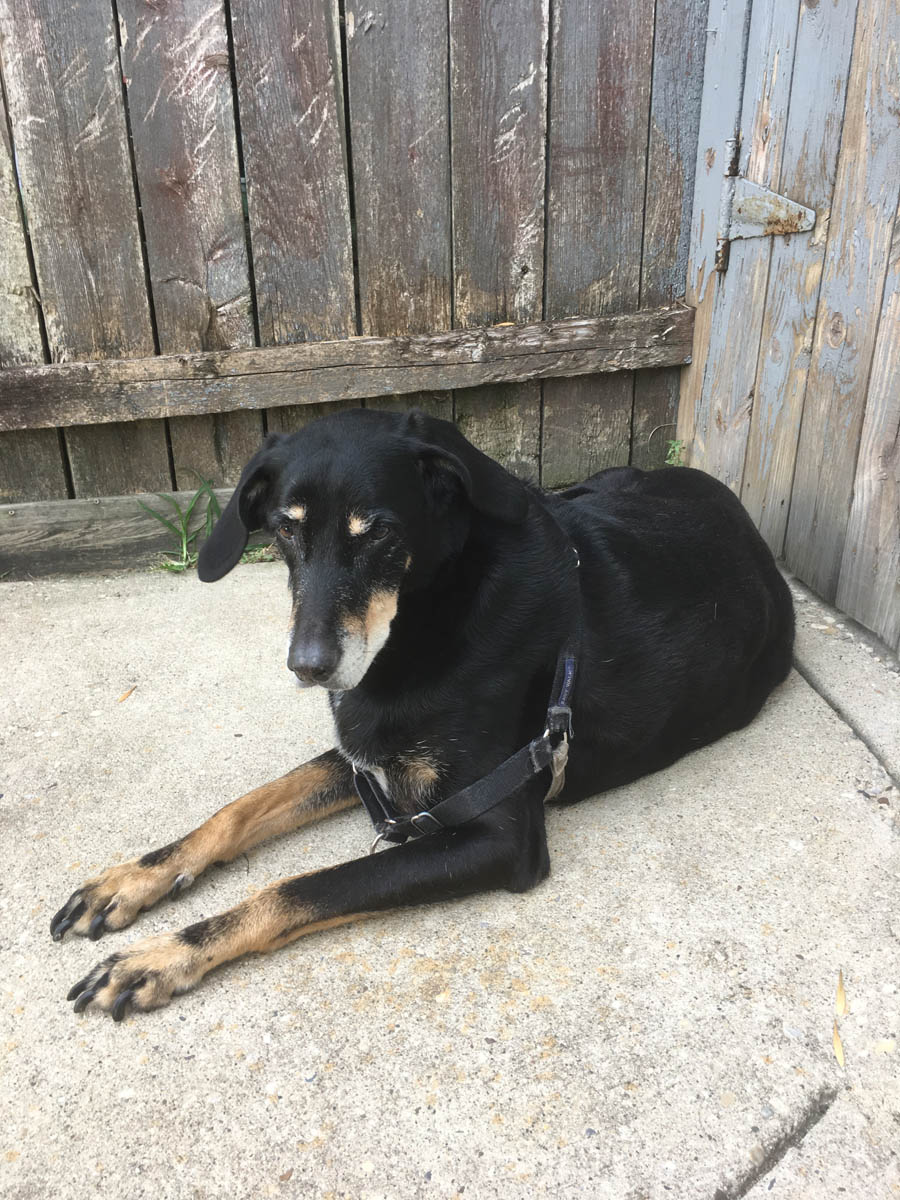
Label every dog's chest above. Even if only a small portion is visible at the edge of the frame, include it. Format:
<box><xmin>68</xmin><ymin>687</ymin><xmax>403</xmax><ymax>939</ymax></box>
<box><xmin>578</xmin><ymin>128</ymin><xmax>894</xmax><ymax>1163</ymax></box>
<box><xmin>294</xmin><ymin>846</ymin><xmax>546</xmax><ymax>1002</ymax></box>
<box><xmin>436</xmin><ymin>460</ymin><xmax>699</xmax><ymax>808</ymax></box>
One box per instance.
<box><xmin>330</xmin><ymin>692</ymin><xmax>443</xmax><ymax>815</ymax></box>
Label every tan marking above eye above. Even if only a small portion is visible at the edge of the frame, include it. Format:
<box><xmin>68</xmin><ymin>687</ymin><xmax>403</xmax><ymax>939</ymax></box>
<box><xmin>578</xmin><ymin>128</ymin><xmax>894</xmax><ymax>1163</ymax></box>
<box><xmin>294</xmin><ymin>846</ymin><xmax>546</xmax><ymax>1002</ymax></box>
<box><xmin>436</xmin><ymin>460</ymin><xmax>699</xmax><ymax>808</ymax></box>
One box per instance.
<box><xmin>348</xmin><ymin>513</ymin><xmax>374</xmax><ymax>536</ymax></box>
<box><xmin>284</xmin><ymin>504</ymin><xmax>306</xmax><ymax>522</ymax></box>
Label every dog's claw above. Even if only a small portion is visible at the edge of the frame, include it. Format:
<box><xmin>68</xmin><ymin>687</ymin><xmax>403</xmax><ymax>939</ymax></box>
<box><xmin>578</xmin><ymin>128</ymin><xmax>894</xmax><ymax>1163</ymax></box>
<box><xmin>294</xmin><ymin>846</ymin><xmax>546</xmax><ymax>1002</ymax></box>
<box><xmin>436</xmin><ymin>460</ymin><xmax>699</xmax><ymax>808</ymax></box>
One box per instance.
<box><xmin>50</xmin><ymin>896</ymin><xmax>86</xmax><ymax>941</ymax></box>
<box><xmin>169</xmin><ymin>872</ymin><xmax>193</xmax><ymax>897</ymax></box>
<box><xmin>66</xmin><ymin>974</ymin><xmax>92</xmax><ymax>1002</ymax></box>
<box><xmin>87</xmin><ymin>903</ymin><xmax>117</xmax><ymax>941</ymax></box>
<box><xmin>72</xmin><ymin>988</ymin><xmax>98</xmax><ymax>1014</ymax></box>
<box><xmin>111</xmin><ymin>989</ymin><xmax>135</xmax><ymax>1022</ymax></box>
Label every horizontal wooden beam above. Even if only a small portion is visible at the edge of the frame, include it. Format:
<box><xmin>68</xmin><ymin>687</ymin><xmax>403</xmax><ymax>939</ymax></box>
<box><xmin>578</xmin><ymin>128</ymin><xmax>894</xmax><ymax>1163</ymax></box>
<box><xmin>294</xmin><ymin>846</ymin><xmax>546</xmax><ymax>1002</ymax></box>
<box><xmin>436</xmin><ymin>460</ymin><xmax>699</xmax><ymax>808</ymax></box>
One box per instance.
<box><xmin>0</xmin><ymin>305</ymin><xmax>693</xmax><ymax>432</ymax></box>
<box><xmin>0</xmin><ymin>489</ymin><xmax>235</xmax><ymax>577</ymax></box>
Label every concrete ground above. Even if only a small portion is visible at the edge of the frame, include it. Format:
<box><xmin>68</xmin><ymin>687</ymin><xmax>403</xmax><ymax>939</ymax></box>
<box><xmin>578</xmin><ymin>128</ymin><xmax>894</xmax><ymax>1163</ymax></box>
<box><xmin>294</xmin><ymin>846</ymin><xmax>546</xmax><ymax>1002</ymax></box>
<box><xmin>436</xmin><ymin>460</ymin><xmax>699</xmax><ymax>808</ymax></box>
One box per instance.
<box><xmin>1</xmin><ymin>562</ymin><xmax>898</xmax><ymax>1200</ymax></box>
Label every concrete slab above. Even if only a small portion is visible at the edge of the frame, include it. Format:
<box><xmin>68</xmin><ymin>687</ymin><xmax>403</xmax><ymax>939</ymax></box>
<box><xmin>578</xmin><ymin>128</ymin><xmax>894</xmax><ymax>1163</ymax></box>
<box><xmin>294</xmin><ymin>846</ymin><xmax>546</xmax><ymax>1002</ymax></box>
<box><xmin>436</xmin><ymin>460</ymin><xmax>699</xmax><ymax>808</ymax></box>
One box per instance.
<box><xmin>789</xmin><ymin>573</ymin><xmax>900</xmax><ymax>789</ymax></box>
<box><xmin>2</xmin><ymin>564</ymin><xmax>898</xmax><ymax>1199</ymax></box>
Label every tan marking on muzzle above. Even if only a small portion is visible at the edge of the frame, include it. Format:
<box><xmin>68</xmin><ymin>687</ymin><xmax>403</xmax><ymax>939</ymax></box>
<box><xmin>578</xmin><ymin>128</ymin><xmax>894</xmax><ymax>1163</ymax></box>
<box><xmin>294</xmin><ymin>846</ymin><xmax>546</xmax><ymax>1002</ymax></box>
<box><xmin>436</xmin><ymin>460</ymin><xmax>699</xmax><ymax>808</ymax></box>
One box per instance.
<box><xmin>365</xmin><ymin>589</ymin><xmax>399</xmax><ymax>643</ymax></box>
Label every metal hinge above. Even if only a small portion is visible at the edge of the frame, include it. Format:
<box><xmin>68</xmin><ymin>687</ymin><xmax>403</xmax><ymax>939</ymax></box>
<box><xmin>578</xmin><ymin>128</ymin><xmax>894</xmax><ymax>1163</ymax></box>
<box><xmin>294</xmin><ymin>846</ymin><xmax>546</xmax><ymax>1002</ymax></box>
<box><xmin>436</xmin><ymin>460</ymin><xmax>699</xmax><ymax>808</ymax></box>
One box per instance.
<box><xmin>715</xmin><ymin>140</ymin><xmax>816</xmax><ymax>272</ymax></box>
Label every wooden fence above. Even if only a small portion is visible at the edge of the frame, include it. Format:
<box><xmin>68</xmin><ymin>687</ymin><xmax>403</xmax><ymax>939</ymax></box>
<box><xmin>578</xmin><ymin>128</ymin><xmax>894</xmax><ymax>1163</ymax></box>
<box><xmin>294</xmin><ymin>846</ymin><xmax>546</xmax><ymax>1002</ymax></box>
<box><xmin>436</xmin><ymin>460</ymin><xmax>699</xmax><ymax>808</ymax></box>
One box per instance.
<box><xmin>679</xmin><ymin>0</ymin><xmax>900</xmax><ymax>655</ymax></box>
<box><xmin>2</xmin><ymin>0</ymin><xmax>897</xmax><ymax>656</ymax></box>
<box><xmin>0</xmin><ymin>0</ymin><xmax>705</xmax><ymax>518</ymax></box>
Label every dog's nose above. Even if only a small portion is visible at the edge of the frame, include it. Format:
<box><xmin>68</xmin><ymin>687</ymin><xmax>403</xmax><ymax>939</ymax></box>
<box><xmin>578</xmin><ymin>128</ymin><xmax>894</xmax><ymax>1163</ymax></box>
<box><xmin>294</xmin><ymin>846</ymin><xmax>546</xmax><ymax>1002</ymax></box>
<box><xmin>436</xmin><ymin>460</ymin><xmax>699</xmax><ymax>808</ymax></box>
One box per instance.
<box><xmin>288</xmin><ymin>638</ymin><xmax>338</xmax><ymax>685</ymax></box>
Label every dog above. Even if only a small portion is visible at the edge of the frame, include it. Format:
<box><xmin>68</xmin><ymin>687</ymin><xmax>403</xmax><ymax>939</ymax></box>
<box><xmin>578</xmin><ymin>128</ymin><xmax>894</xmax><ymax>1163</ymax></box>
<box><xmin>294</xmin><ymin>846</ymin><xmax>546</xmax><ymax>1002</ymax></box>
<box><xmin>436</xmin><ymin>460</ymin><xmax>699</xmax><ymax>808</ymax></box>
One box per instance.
<box><xmin>52</xmin><ymin>408</ymin><xmax>794</xmax><ymax>1019</ymax></box>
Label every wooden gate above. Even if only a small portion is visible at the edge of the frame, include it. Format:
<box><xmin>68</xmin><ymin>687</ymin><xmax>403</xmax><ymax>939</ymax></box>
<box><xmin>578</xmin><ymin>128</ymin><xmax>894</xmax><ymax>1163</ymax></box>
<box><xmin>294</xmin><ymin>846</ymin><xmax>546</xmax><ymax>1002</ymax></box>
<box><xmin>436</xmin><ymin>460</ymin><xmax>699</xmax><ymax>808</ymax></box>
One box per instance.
<box><xmin>0</xmin><ymin>0</ymin><xmax>705</xmax><ymax>567</ymax></box>
<box><xmin>679</xmin><ymin>0</ymin><xmax>900</xmax><ymax>654</ymax></box>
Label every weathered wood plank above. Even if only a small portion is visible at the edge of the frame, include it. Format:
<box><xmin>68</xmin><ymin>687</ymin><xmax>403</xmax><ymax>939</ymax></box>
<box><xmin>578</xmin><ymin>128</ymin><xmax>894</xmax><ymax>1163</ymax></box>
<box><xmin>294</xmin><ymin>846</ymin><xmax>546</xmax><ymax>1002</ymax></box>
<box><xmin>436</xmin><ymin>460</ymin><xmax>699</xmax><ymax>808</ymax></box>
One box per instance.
<box><xmin>451</xmin><ymin>0</ymin><xmax>547</xmax><ymax>328</ymax></box>
<box><xmin>632</xmin><ymin>0</ymin><xmax>709</xmax><ymax>471</ymax></box>
<box><xmin>0</xmin><ymin>305</ymin><xmax>694</xmax><ymax>429</ymax></box>
<box><xmin>346</xmin><ymin>1</ymin><xmax>451</xmax><ymax>337</ymax></box>
<box><xmin>449</xmin><ymin>0</ymin><xmax>548</xmax><ymax>481</ymax></box>
<box><xmin>116</xmin><ymin>0</ymin><xmax>262</xmax><ymax>487</ymax></box>
<box><xmin>0</xmin><ymin>428</ymin><xmax>69</xmax><ymax>503</ymax></box>
<box><xmin>229</xmin><ymin>0</ymin><xmax>354</xmax><ymax>346</ymax></box>
<box><xmin>0</xmin><ymin>72</ymin><xmax>67</xmax><ymax>500</ymax></box>
<box><xmin>0</xmin><ymin>0</ymin><xmax>170</xmax><ymax>496</ymax></box>
<box><xmin>740</xmin><ymin>0</ymin><xmax>860</xmax><ymax>553</ymax></box>
<box><xmin>454</xmin><ymin>381</ymin><xmax>541</xmax><ymax>481</ymax></box>
<box><xmin>542</xmin><ymin>0</ymin><xmax>655</xmax><ymax>487</ymax></box>
<box><xmin>0</xmin><ymin>487</ymin><xmax>232</xmax><ymax>576</ymax></box>
<box><xmin>682</xmin><ymin>0</ymin><xmax>799</xmax><ymax>492</ymax></box>
<box><xmin>835</xmin><ymin>205</ymin><xmax>900</xmax><ymax>652</ymax></box>
<box><xmin>266</xmin><ymin>399</ymin><xmax>361</xmax><ymax>435</ymax></box>
<box><xmin>543</xmin><ymin>374</ymin><xmax>634</xmax><ymax>483</ymax></box>
<box><xmin>676</xmin><ymin>0</ymin><xmax>752</xmax><ymax>459</ymax></box>
<box><xmin>0</xmin><ymin>82</ymin><xmax>43</xmax><ymax>369</ymax></box>
<box><xmin>784</xmin><ymin>0</ymin><xmax>900</xmax><ymax>600</ymax></box>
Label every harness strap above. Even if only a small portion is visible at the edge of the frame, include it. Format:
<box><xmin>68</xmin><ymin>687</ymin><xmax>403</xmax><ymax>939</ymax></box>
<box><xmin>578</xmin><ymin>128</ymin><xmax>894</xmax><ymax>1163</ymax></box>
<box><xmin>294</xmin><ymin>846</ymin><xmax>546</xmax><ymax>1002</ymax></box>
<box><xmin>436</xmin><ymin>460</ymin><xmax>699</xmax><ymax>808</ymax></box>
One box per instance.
<box><xmin>354</xmin><ymin>508</ymin><xmax>582</xmax><ymax>851</ymax></box>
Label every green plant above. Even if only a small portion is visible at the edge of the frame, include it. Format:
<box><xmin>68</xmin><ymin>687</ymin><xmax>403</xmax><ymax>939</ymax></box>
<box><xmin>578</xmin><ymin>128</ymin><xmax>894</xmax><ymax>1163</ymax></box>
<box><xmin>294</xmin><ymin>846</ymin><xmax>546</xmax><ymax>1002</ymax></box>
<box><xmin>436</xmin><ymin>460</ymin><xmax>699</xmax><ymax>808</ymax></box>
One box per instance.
<box><xmin>140</xmin><ymin>477</ymin><xmax>278</xmax><ymax>572</ymax></box>
<box><xmin>138</xmin><ymin>476</ymin><xmax>222</xmax><ymax>573</ymax></box>
<box><xmin>240</xmin><ymin>542</ymin><xmax>279</xmax><ymax>565</ymax></box>
<box><xmin>665</xmin><ymin>438</ymin><xmax>686</xmax><ymax>467</ymax></box>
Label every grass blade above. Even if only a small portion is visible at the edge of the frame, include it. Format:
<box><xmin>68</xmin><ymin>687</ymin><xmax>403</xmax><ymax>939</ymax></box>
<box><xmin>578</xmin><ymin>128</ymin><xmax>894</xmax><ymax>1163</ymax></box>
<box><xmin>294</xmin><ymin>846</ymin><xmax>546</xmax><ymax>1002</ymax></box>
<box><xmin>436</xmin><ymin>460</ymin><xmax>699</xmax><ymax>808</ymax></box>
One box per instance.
<box><xmin>137</xmin><ymin>500</ymin><xmax>182</xmax><ymax>540</ymax></box>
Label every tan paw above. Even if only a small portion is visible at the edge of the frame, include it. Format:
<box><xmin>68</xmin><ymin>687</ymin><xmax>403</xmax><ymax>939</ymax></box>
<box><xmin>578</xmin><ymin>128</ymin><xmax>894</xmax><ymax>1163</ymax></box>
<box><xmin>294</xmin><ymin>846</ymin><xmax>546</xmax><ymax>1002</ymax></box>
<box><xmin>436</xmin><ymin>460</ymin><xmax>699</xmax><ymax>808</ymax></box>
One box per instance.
<box><xmin>50</xmin><ymin>846</ymin><xmax>193</xmax><ymax>942</ymax></box>
<box><xmin>66</xmin><ymin>932</ymin><xmax>204</xmax><ymax>1020</ymax></box>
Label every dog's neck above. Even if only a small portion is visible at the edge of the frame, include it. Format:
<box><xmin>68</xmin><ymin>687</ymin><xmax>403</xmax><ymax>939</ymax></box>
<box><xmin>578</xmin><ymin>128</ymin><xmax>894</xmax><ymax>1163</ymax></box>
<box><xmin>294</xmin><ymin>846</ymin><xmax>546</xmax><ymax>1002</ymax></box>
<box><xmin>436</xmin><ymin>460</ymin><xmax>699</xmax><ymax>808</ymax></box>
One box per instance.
<box><xmin>328</xmin><ymin>505</ymin><xmax>574</xmax><ymax>784</ymax></box>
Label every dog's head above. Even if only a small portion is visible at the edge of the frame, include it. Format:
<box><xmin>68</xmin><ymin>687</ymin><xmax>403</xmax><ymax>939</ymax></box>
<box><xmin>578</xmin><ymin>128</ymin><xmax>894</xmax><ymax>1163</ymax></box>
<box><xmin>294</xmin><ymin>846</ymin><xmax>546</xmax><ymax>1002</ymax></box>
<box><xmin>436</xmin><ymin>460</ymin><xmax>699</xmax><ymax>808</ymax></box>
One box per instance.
<box><xmin>197</xmin><ymin>408</ymin><xmax>528</xmax><ymax>690</ymax></box>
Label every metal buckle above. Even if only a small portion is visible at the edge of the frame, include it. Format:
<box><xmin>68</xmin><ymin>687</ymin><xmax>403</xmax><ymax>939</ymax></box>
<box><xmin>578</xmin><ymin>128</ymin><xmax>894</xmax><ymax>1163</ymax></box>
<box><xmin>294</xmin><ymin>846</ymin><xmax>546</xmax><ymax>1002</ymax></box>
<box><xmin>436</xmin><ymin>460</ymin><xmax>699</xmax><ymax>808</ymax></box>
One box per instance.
<box><xmin>544</xmin><ymin>732</ymin><xmax>569</xmax><ymax>801</ymax></box>
<box><xmin>368</xmin><ymin>818</ymin><xmax>399</xmax><ymax>854</ymax></box>
<box><xmin>410</xmin><ymin>810</ymin><xmax>443</xmax><ymax>836</ymax></box>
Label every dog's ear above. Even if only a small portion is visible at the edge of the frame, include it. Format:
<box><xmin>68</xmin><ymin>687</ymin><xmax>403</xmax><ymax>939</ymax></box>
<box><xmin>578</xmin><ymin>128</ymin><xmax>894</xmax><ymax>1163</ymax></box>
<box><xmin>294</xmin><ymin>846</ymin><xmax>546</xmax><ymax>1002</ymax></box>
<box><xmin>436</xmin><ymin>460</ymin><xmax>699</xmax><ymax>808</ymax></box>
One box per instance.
<box><xmin>197</xmin><ymin>435</ymin><xmax>287</xmax><ymax>582</ymax></box>
<box><xmin>401</xmin><ymin>410</ymin><xmax>528</xmax><ymax>524</ymax></box>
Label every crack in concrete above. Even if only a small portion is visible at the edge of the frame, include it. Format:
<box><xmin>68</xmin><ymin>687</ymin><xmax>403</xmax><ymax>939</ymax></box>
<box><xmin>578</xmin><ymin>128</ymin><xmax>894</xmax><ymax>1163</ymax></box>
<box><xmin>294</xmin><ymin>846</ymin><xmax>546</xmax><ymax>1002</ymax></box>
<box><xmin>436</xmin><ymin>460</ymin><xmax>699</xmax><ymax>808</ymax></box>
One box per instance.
<box><xmin>792</xmin><ymin>656</ymin><xmax>900</xmax><ymax>793</ymax></box>
<box><xmin>713</xmin><ymin>1086</ymin><xmax>839</xmax><ymax>1200</ymax></box>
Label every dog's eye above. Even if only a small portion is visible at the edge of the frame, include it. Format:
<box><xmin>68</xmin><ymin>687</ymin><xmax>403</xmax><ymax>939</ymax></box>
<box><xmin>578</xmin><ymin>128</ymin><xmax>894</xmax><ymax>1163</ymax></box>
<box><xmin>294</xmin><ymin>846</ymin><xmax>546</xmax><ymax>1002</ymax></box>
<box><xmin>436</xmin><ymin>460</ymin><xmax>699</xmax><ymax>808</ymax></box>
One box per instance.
<box><xmin>277</xmin><ymin>522</ymin><xmax>294</xmax><ymax>539</ymax></box>
<box><xmin>369</xmin><ymin>522</ymin><xmax>392</xmax><ymax>543</ymax></box>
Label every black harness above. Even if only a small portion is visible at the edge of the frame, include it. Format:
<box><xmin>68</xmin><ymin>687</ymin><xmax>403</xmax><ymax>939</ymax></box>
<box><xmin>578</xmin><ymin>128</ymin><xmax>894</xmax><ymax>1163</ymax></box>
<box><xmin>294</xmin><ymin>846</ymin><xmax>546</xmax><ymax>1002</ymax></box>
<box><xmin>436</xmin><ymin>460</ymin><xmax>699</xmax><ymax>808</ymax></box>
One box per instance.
<box><xmin>354</xmin><ymin>532</ymin><xmax>582</xmax><ymax>852</ymax></box>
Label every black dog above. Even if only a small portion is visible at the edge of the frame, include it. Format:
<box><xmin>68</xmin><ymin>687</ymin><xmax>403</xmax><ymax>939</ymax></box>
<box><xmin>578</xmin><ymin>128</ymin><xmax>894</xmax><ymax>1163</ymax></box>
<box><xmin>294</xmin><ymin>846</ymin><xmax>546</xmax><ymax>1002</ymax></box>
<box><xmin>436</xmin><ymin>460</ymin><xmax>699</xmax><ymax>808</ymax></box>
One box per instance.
<box><xmin>52</xmin><ymin>408</ymin><xmax>793</xmax><ymax>1018</ymax></box>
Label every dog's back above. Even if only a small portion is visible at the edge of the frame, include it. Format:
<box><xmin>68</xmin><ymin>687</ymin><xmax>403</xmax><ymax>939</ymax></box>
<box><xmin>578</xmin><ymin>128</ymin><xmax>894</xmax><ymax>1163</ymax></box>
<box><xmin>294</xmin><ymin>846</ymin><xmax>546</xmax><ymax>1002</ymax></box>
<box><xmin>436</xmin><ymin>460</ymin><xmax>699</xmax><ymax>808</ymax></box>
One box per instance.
<box><xmin>550</xmin><ymin>465</ymin><xmax>794</xmax><ymax>800</ymax></box>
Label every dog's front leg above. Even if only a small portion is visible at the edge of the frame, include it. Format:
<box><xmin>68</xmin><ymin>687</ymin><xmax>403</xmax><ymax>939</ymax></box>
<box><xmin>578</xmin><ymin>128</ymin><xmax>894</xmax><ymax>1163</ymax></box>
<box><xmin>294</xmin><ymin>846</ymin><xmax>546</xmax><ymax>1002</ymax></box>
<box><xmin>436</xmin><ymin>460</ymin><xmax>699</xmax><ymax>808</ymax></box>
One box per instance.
<box><xmin>50</xmin><ymin>749</ymin><xmax>357</xmax><ymax>942</ymax></box>
<box><xmin>66</xmin><ymin>798</ymin><xmax>546</xmax><ymax>1020</ymax></box>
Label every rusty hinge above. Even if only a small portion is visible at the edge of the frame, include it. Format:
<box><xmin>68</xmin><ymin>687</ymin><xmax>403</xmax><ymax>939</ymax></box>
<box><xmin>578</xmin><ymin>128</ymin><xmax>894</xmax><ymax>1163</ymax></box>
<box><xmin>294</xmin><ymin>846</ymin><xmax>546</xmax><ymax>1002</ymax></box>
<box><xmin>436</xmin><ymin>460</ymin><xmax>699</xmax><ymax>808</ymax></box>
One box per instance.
<box><xmin>715</xmin><ymin>140</ymin><xmax>816</xmax><ymax>272</ymax></box>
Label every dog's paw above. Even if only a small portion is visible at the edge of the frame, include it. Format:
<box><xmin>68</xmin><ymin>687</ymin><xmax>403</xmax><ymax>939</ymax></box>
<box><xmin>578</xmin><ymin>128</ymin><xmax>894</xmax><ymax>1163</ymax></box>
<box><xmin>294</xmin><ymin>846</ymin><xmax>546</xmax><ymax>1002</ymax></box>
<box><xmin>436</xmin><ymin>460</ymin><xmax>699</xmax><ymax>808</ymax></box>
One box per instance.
<box><xmin>50</xmin><ymin>856</ymin><xmax>193</xmax><ymax>942</ymax></box>
<box><xmin>66</xmin><ymin>932</ymin><xmax>203</xmax><ymax>1020</ymax></box>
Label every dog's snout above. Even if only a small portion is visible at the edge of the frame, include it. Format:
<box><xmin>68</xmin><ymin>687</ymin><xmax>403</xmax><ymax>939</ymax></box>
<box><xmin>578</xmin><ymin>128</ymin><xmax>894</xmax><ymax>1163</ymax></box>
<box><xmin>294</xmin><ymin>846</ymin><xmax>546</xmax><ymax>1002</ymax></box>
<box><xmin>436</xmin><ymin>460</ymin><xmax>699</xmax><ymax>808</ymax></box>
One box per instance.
<box><xmin>288</xmin><ymin>637</ymin><xmax>338</xmax><ymax>685</ymax></box>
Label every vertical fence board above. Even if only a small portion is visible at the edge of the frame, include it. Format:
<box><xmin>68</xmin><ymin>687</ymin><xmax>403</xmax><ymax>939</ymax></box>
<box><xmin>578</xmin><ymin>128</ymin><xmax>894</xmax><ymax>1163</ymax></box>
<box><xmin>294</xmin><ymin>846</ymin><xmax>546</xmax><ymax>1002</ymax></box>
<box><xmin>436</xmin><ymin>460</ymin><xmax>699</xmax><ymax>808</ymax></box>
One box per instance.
<box><xmin>347</xmin><ymin>1</ymin><xmax>451</xmax><ymax>338</ymax></box>
<box><xmin>0</xmin><ymin>83</ymin><xmax>42</xmax><ymax>368</ymax></box>
<box><xmin>676</xmin><ymin>0</ymin><xmax>751</xmax><ymax>460</ymax></box>
<box><xmin>0</xmin><ymin>72</ymin><xmax>67</xmax><ymax>501</ymax></box>
<box><xmin>346</xmin><ymin>0</ymin><xmax>450</xmax><ymax>427</ymax></box>
<box><xmin>451</xmin><ymin>0</ymin><xmax>546</xmax><ymax>327</ymax></box>
<box><xmin>449</xmin><ymin>0</ymin><xmax>547</xmax><ymax>480</ymax></box>
<box><xmin>455</xmin><ymin>382</ymin><xmax>541</xmax><ymax>480</ymax></box>
<box><xmin>0</xmin><ymin>0</ymin><xmax>171</xmax><ymax>497</ymax></box>
<box><xmin>632</xmin><ymin>0</ymin><xmax>709</xmax><ymax>470</ymax></box>
<box><xmin>230</xmin><ymin>0</ymin><xmax>354</xmax><ymax>435</ymax></box>
<box><xmin>784</xmin><ymin>0</ymin><xmax>900</xmax><ymax>600</ymax></box>
<box><xmin>684</xmin><ymin>0</ymin><xmax>799</xmax><ymax>493</ymax></box>
<box><xmin>117</xmin><ymin>0</ymin><xmax>261</xmax><ymax>487</ymax></box>
<box><xmin>542</xmin><ymin>0</ymin><xmax>654</xmax><ymax>487</ymax></box>
<box><xmin>231</xmin><ymin>0</ymin><xmax>354</xmax><ymax>347</ymax></box>
<box><xmin>835</xmin><ymin>208</ymin><xmax>900</xmax><ymax>652</ymax></box>
<box><xmin>740</xmin><ymin>0</ymin><xmax>859</xmax><ymax>553</ymax></box>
